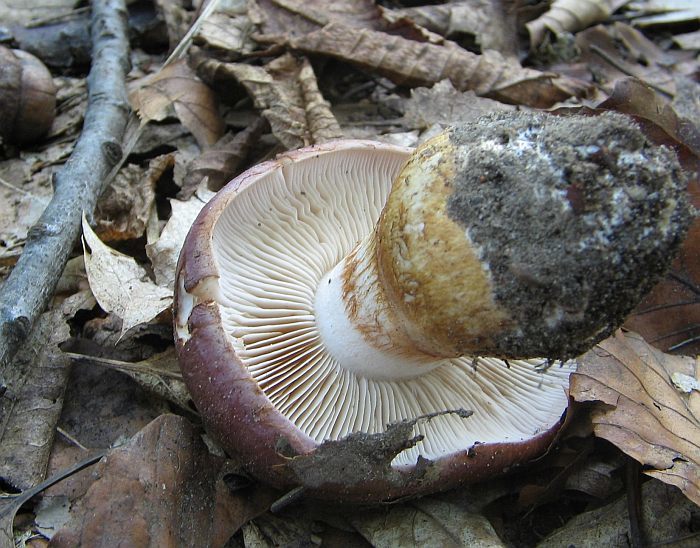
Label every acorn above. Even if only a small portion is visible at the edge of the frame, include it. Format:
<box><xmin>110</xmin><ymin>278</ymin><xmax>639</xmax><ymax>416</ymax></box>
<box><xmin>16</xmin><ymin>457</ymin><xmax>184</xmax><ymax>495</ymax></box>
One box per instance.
<box><xmin>0</xmin><ymin>45</ymin><xmax>57</xmax><ymax>145</ymax></box>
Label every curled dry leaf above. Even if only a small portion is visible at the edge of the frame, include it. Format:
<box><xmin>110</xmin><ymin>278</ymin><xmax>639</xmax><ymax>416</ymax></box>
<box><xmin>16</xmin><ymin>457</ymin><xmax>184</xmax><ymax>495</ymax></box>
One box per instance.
<box><xmin>569</xmin><ymin>331</ymin><xmax>700</xmax><ymax>505</ymax></box>
<box><xmin>262</xmin><ymin>22</ymin><xmax>588</xmax><ymax>108</ymax></box>
<box><xmin>130</xmin><ymin>59</ymin><xmax>225</xmax><ymax>148</ymax></box>
<box><xmin>82</xmin><ymin>215</ymin><xmax>172</xmax><ymax>338</ymax></box>
<box><xmin>389</xmin><ymin>0</ymin><xmax>519</xmax><ymax>57</ymax></box>
<box><xmin>527</xmin><ymin>0</ymin><xmax>622</xmax><ymax>49</ymax></box>
<box><xmin>214</xmin><ymin>53</ymin><xmax>342</xmax><ymax>149</ymax></box>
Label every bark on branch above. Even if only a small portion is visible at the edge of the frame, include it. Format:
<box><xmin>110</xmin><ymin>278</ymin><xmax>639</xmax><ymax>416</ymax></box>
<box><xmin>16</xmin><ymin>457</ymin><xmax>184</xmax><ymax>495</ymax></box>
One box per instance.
<box><xmin>0</xmin><ymin>0</ymin><xmax>131</xmax><ymax>391</ymax></box>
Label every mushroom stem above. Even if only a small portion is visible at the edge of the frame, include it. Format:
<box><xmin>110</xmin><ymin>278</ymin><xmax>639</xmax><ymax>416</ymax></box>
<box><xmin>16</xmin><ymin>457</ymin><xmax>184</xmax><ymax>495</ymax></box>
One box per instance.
<box><xmin>315</xmin><ymin>113</ymin><xmax>690</xmax><ymax>367</ymax></box>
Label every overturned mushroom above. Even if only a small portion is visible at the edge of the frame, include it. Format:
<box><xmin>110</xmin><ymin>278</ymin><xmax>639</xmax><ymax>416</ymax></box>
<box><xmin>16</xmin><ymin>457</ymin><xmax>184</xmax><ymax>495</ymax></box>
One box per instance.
<box><xmin>175</xmin><ymin>111</ymin><xmax>689</xmax><ymax>502</ymax></box>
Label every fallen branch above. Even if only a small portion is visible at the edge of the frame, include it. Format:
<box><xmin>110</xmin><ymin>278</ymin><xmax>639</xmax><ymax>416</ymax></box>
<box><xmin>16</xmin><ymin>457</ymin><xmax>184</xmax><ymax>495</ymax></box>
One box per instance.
<box><xmin>0</xmin><ymin>0</ymin><xmax>130</xmax><ymax>390</ymax></box>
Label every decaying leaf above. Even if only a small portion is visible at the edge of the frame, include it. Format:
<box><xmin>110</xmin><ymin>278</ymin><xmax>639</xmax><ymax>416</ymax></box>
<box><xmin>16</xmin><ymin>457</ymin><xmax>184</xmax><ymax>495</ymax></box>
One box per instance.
<box><xmin>539</xmin><ymin>478</ymin><xmax>698</xmax><ymax>546</ymax></box>
<box><xmin>250</xmin><ymin>0</ymin><xmax>385</xmax><ymax>38</ymax></box>
<box><xmin>0</xmin><ymin>290</ymin><xmax>95</xmax><ymax>491</ymax></box>
<box><xmin>50</xmin><ymin>414</ymin><xmax>277</xmax><ymax>547</ymax></box>
<box><xmin>82</xmin><ymin>215</ymin><xmax>172</xmax><ymax>338</ymax></box>
<box><xmin>527</xmin><ymin>0</ymin><xmax>623</xmax><ymax>49</ymax></box>
<box><xmin>92</xmin><ymin>160</ymin><xmax>158</xmax><ymax>242</ymax></box>
<box><xmin>351</xmin><ymin>498</ymin><xmax>505</xmax><ymax>548</ymax></box>
<box><xmin>193</xmin><ymin>0</ymin><xmax>257</xmax><ymax>57</ymax></box>
<box><xmin>629</xmin><ymin>0</ymin><xmax>700</xmax><ymax>27</ymax></box>
<box><xmin>403</xmin><ymin>80</ymin><xmax>515</xmax><ymax>130</ymax></box>
<box><xmin>389</xmin><ymin>0</ymin><xmax>519</xmax><ymax>57</ymax></box>
<box><xmin>576</xmin><ymin>23</ymin><xmax>679</xmax><ymax>97</ymax></box>
<box><xmin>130</xmin><ymin>59</ymin><xmax>225</xmax><ymax>148</ymax></box>
<box><xmin>153</xmin><ymin>0</ymin><xmax>194</xmax><ymax>51</ymax></box>
<box><xmin>179</xmin><ymin>117</ymin><xmax>268</xmax><ymax>199</ymax></box>
<box><xmin>570</xmin><ymin>331</ymin><xmax>700</xmax><ymax>505</ymax></box>
<box><xmin>213</xmin><ymin>53</ymin><xmax>343</xmax><ymax>149</ymax></box>
<box><xmin>65</xmin><ymin>348</ymin><xmax>192</xmax><ymax>413</ymax></box>
<box><xmin>262</xmin><ymin>22</ymin><xmax>588</xmax><ymax>108</ymax></box>
<box><xmin>146</xmin><ymin>186</ymin><xmax>215</xmax><ymax>290</ymax></box>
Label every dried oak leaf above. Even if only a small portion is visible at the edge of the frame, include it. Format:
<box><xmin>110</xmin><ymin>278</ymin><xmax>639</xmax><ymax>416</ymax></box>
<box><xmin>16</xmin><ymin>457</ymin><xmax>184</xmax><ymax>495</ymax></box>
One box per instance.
<box><xmin>50</xmin><ymin>414</ymin><xmax>277</xmax><ymax>547</ymax></box>
<box><xmin>261</xmin><ymin>22</ymin><xmax>588</xmax><ymax>108</ymax></box>
<box><xmin>569</xmin><ymin>331</ymin><xmax>700</xmax><ymax>505</ymax></box>
<box><xmin>218</xmin><ymin>53</ymin><xmax>342</xmax><ymax>149</ymax></box>
<box><xmin>130</xmin><ymin>59</ymin><xmax>225</xmax><ymax>149</ymax></box>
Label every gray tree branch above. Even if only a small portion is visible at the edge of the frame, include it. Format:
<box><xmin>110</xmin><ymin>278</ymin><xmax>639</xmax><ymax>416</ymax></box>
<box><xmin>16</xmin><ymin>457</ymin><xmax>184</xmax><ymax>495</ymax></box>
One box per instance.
<box><xmin>0</xmin><ymin>0</ymin><xmax>130</xmax><ymax>392</ymax></box>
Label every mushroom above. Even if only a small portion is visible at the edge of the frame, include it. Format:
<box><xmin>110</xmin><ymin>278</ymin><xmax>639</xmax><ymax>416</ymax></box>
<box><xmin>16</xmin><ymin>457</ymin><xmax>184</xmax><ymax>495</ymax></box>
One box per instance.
<box><xmin>175</xmin><ymin>111</ymin><xmax>689</xmax><ymax>502</ymax></box>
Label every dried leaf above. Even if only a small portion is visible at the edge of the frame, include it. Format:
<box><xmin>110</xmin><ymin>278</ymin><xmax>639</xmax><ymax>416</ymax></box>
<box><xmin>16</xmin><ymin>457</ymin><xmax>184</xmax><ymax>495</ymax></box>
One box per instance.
<box><xmin>403</xmin><ymin>80</ymin><xmax>515</xmax><ymax>130</ymax></box>
<box><xmin>263</xmin><ymin>22</ymin><xmax>587</xmax><ymax>108</ymax></box>
<box><xmin>194</xmin><ymin>0</ymin><xmax>257</xmax><ymax>57</ymax></box>
<box><xmin>50</xmin><ymin>415</ymin><xmax>277</xmax><ymax>547</ymax></box>
<box><xmin>217</xmin><ymin>53</ymin><xmax>342</xmax><ymax>148</ymax></box>
<box><xmin>570</xmin><ymin>331</ymin><xmax>700</xmax><ymax>505</ymax></box>
<box><xmin>66</xmin><ymin>348</ymin><xmax>192</xmax><ymax>412</ymax></box>
<box><xmin>179</xmin><ymin>117</ymin><xmax>269</xmax><ymax>199</ymax></box>
<box><xmin>351</xmin><ymin>498</ymin><xmax>504</xmax><ymax>548</ymax></box>
<box><xmin>0</xmin><ymin>291</ymin><xmax>94</xmax><ymax>490</ymax></box>
<box><xmin>527</xmin><ymin>0</ymin><xmax>623</xmax><ymax>49</ymax></box>
<box><xmin>130</xmin><ymin>60</ymin><xmax>225</xmax><ymax>148</ymax></box>
<box><xmin>146</xmin><ymin>186</ymin><xmax>215</xmax><ymax>290</ymax></box>
<box><xmin>390</xmin><ymin>0</ymin><xmax>519</xmax><ymax>57</ymax></box>
<box><xmin>82</xmin><ymin>215</ymin><xmax>172</xmax><ymax>338</ymax></box>
<box><xmin>251</xmin><ymin>0</ymin><xmax>385</xmax><ymax>38</ymax></box>
<box><xmin>576</xmin><ymin>23</ymin><xmax>679</xmax><ymax>97</ymax></box>
<box><xmin>539</xmin><ymin>479</ymin><xmax>698</xmax><ymax>547</ymax></box>
<box><xmin>93</xmin><ymin>161</ymin><xmax>158</xmax><ymax>242</ymax></box>
<box><xmin>629</xmin><ymin>0</ymin><xmax>700</xmax><ymax>27</ymax></box>
<box><xmin>153</xmin><ymin>0</ymin><xmax>194</xmax><ymax>50</ymax></box>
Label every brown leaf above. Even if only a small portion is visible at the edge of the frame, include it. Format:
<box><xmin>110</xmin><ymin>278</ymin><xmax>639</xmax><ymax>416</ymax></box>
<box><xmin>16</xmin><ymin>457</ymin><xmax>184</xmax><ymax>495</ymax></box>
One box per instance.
<box><xmin>0</xmin><ymin>291</ymin><xmax>94</xmax><ymax>490</ymax></box>
<box><xmin>179</xmin><ymin>117</ymin><xmax>268</xmax><ymax>199</ymax></box>
<box><xmin>539</xmin><ymin>478</ymin><xmax>698</xmax><ymax>547</ymax></box>
<box><xmin>570</xmin><ymin>331</ymin><xmax>700</xmax><ymax>505</ymax></box>
<box><xmin>526</xmin><ymin>0</ymin><xmax>621</xmax><ymax>49</ymax></box>
<box><xmin>403</xmin><ymin>80</ymin><xmax>515</xmax><ymax>130</ymax></box>
<box><xmin>250</xmin><ymin>0</ymin><xmax>385</xmax><ymax>38</ymax></box>
<box><xmin>51</xmin><ymin>414</ymin><xmax>277</xmax><ymax>547</ymax></box>
<box><xmin>93</xmin><ymin>155</ymin><xmax>166</xmax><ymax>242</ymax></box>
<box><xmin>576</xmin><ymin>23</ymin><xmax>681</xmax><ymax>97</ymax></box>
<box><xmin>215</xmin><ymin>53</ymin><xmax>342</xmax><ymax>149</ymax></box>
<box><xmin>390</xmin><ymin>0</ymin><xmax>520</xmax><ymax>57</ymax></box>
<box><xmin>263</xmin><ymin>22</ymin><xmax>588</xmax><ymax>108</ymax></box>
<box><xmin>130</xmin><ymin>60</ymin><xmax>225</xmax><ymax>148</ymax></box>
<box><xmin>194</xmin><ymin>1</ymin><xmax>257</xmax><ymax>57</ymax></box>
<box><xmin>350</xmin><ymin>498</ymin><xmax>505</xmax><ymax>548</ymax></box>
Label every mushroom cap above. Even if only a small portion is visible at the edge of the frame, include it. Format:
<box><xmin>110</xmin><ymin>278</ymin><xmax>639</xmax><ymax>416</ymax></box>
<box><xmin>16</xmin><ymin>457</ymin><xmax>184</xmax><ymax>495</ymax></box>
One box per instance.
<box><xmin>174</xmin><ymin>140</ymin><xmax>572</xmax><ymax>502</ymax></box>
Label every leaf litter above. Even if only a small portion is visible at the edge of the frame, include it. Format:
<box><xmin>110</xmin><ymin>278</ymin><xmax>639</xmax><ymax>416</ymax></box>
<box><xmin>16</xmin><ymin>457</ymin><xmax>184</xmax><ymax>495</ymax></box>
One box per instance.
<box><xmin>1</xmin><ymin>0</ymin><xmax>699</xmax><ymax>546</ymax></box>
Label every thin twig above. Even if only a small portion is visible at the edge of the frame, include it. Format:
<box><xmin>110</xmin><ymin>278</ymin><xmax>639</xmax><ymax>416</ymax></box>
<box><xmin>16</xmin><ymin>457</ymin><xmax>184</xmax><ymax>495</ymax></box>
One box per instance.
<box><xmin>0</xmin><ymin>0</ymin><xmax>130</xmax><ymax>391</ymax></box>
